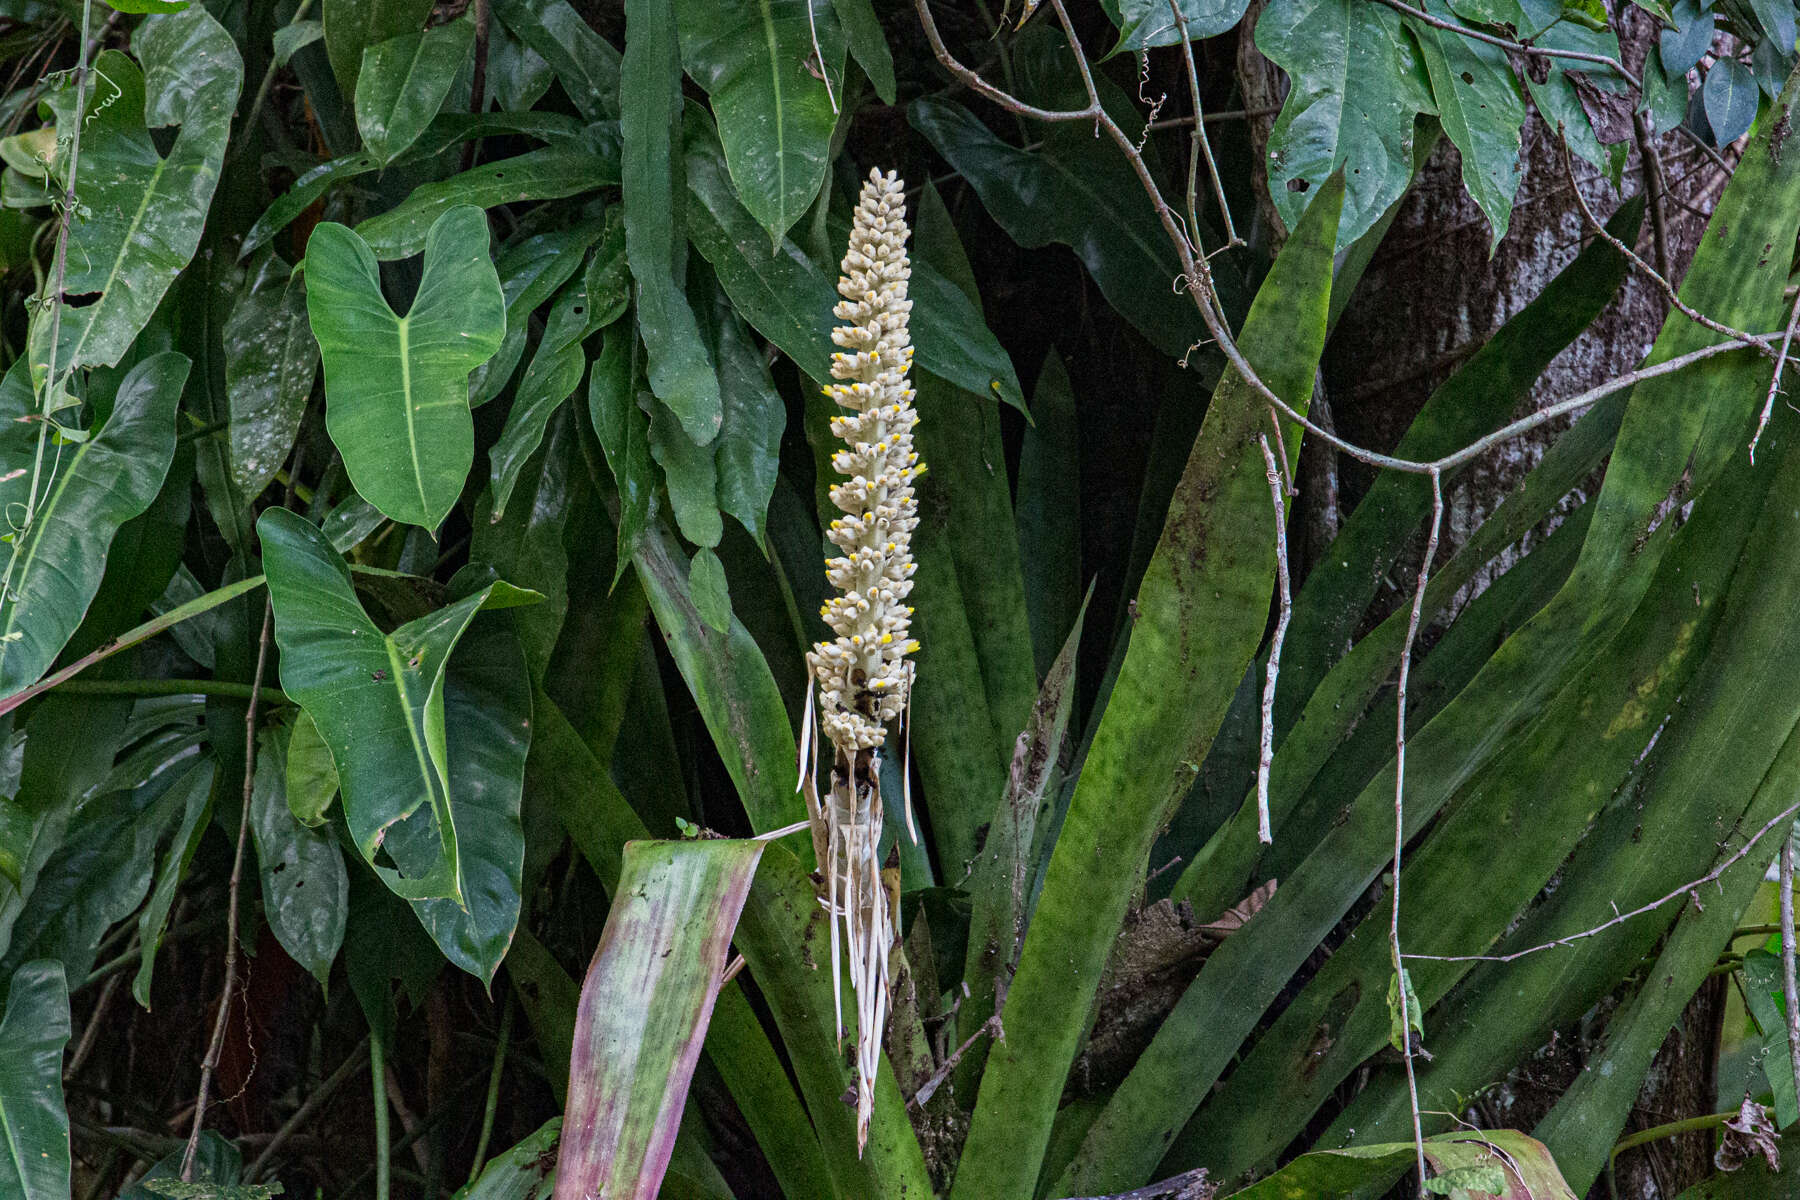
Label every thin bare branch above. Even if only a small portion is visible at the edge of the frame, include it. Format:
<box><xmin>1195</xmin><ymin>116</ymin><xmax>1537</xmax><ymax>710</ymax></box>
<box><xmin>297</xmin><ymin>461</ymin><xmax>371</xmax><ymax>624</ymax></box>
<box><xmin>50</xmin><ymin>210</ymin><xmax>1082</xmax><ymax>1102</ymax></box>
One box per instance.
<box><xmin>1405</xmin><ymin>799</ymin><xmax>1800</xmax><ymax>964</ymax></box>
<box><xmin>179</xmin><ymin>597</ymin><xmax>275</xmax><ymax>1180</ymax></box>
<box><xmin>1781</xmin><ymin>837</ymin><xmax>1800</xmax><ymax>1109</ymax></box>
<box><xmin>1164</xmin><ymin>0</ymin><xmax>1240</xmax><ymax>249</ymax></box>
<box><xmin>1391</xmin><ymin>466</ymin><xmax>1443</xmax><ymax>1197</ymax></box>
<box><xmin>1752</xmin><ymin>283</ymin><xmax>1800</xmax><ymax>463</ymax></box>
<box><xmin>1256</xmin><ymin>434</ymin><xmax>1292</xmax><ymax>844</ymax></box>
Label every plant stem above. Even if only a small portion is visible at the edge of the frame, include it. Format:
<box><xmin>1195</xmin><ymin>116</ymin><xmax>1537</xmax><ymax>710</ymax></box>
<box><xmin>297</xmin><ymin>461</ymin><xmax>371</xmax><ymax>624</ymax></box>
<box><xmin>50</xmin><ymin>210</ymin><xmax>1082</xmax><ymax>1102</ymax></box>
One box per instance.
<box><xmin>372</xmin><ymin>1027</ymin><xmax>392</xmax><ymax>1200</ymax></box>
<box><xmin>467</xmin><ymin>995</ymin><xmax>514</xmax><ymax>1183</ymax></box>
<box><xmin>49</xmin><ymin>678</ymin><xmax>289</xmax><ymax>704</ymax></box>
<box><xmin>1610</xmin><ymin>1107</ymin><xmax>1740</xmax><ymax>1161</ymax></box>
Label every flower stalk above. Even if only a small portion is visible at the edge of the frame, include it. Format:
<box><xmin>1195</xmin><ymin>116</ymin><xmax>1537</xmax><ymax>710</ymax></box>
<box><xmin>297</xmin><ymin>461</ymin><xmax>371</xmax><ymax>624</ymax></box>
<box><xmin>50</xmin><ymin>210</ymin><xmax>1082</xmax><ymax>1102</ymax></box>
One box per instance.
<box><xmin>800</xmin><ymin>168</ymin><xmax>924</xmax><ymax>1153</ymax></box>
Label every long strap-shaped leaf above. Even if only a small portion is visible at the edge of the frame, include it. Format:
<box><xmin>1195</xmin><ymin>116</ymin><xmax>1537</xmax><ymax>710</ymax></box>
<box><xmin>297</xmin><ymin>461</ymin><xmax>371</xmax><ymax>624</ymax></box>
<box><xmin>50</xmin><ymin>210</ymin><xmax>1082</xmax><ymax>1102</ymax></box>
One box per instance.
<box><xmin>0</xmin><ymin>960</ymin><xmax>71</xmax><ymax>1200</ymax></box>
<box><xmin>946</xmin><ymin>174</ymin><xmax>1344</xmax><ymax>1200</ymax></box>
<box><xmin>554</xmin><ymin>838</ymin><xmax>764</xmax><ymax>1200</ymax></box>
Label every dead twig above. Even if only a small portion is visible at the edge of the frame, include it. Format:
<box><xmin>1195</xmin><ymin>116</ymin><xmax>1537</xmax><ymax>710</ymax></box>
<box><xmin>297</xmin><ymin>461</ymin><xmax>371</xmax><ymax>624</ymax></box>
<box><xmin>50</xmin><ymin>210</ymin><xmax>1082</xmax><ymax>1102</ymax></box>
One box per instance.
<box><xmin>178</xmin><ymin>598</ymin><xmax>274</xmax><ymax>1180</ymax></box>
<box><xmin>1782</xmin><ymin>837</ymin><xmax>1800</xmax><ymax>1110</ymax></box>
<box><xmin>908</xmin><ymin>1014</ymin><xmax>1003</xmax><ymax>1110</ymax></box>
<box><xmin>1751</xmin><ymin>282</ymin><xmax>1800</xmax><ymax>463</ymax></box>
<box><xmin>1391</xmin><ymin>466</ymin><xmax>1443</xmax><ymax>1197</ymax></box>
<box><xmin>1255</xmin><ymin>434</ymin><xmax>1292</xmax><ymax>844</ymax></box>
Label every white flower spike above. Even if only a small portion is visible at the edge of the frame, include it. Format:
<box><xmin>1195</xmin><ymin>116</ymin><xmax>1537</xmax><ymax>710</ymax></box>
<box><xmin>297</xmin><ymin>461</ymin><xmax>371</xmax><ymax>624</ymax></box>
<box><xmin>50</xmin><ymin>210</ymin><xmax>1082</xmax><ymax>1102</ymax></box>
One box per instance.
<box><xmin>801</xmin><ymin>167</ymin><xmax>923</xmax><ymax>1154</ymax></box>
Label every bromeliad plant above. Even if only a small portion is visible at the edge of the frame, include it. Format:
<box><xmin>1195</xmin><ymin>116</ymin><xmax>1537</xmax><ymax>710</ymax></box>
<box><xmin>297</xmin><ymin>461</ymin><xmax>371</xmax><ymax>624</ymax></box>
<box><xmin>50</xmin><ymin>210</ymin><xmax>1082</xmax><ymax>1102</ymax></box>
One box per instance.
<box><xmin>6</xmin><ymin>0</ymin><xmax>1800</xmax><ymax>1198</ymax></box>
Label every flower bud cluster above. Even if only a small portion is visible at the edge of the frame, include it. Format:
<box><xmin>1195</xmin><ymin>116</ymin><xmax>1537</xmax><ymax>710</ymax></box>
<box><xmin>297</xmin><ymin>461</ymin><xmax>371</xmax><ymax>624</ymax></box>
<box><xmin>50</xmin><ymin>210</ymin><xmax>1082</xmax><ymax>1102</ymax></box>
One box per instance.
<box><xmin>807</xmin><ymin>169</ymin><xmax>923</xmax><ymax>753</ymax></box>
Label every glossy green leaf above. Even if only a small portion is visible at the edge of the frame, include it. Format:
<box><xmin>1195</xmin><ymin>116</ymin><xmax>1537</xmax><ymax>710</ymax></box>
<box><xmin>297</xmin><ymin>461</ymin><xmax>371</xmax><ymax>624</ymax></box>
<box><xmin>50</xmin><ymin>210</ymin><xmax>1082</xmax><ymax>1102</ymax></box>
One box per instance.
<box><xmin>252</xmin><ymin>723</ymin><xmax>349</xmax><ymax>985</ymax></box>
<box><xmin>908</xmin><ymin>93</ymin><xmax>1200</xmax><ymax>360</ymax></box>
<box><xmin>831</xmin><ymin>0</ymin><xmax>896</xmax><ymax>102</ymax></box>
<box><xmin>648</xmin><ymin>397</ymin><xmax>722</xmax><ymax>548</ymax></box>
<box><xmin>675</xmin><ymin>0</ymin><xmax>842</xmax><ymax>244</ymax></box>
<box><xmin>488</xmin><ymin>275</ymin><xmax>598</xmax><ymax>521</ymax></box>
<box><xmin>1256</xmin><ymin>0</ymin><xmax>1433</xmax><ymax>246</ymax></box>
<box><xmin>1742</xmin><ymin>950</ymin><xmax>1798</xmax><ymax>1126</ymax></box>
<box><xmin>354</xmin><ymin>17</ymin><xmax>476</xmax><ymax>164</ymax></box>
<box><xmin>1706</xmin><ymin>58</ymin><xmax>1761</xmax><ymax>145</ymax></box>
<box><xmin>1262</xmin><ymin>197</ymin><xmax>1637</xmax><ymax>746</ymax></box>
<box><xmin>685</xmin><ymin>114</ymin><xmax>1025</xmax><ymax>408</ymax></box>
<box><xmin>491</xmin><ymin>0</ymin><xmax>620</xmax><ymax>121</ymax></box>
<box><xmin>273</xmin><ymin>18</ymin><xmax>323</xmax><ymax>67</ymax></box>
<box><xmin>1411</xmin><ymin>0</ymin><xmax>1527</xmax><ymax>249</ymax></box>
<box><xmin>306</xmin><ymin>205</ymin><xmax>505</xmax><ymax>529</ymax></box>
<box><xmin>131</xmin><ymin>760</ymin><xmax>213</xmax><ymax>1006</ymax></box>
<box><xmin>700</xmin><ymin>284</ymin><xmax>783</xmax><ymax>545</ymax></box>
<box><xmin>321</xmin><ymin>0</ymin><xmax>431</xmax><ymax>102</ymax></box>
<box><xmin>456</xmin><ymin>1118</ymin><xmax>561</xmax><ymax>1199</ymax></box>
<box><xmin>687</xmin><ymin>547</ymin><xmax>730</xmax><ymax>633</ymax></box>
<box><xmin>0</xmin><ymin>353</ymin><xmax>185</xmax><ymax>698</ymax></box>
<box><xmin>1661</xmin><ymin>0</ymin><xmax>1714</xmax><ymax>72</ymax></box>
<box><xmin>0</xmin><ymin>960</ymin><xmax>71</xmax><ymax>1200</ymax></box>
<box><xmin>475</xmin><ymin>409</ymin><xmax>576</xmax><ymax>682</ymax></box>
<box><xmin>34</xmin><ymin>8</ymin><xmax>242</xmax><ymax>371</ymax></box>
<box><xmin>241</xmin><ymin>151</ymin><xmax>382</xmax><ymax>259</ymax></box>
<box><xmin>1753</xmin><ymin>0</ymin><xmax>1798</xmax><ymax>62</ymax></box>
<box><xmin>554</xmin><ymin>838</ymin><xmax>765</xmax><ymax>1200</ymax></box>
<box><xmin>1</xmin><ymin>738</ymin><xmax>201</xmax><ymax>988</ymax></box>
<box><xmin>632</xmin><ymin>522</ymin><xmax>804</xmax><ymax>834</ymax></box>
<box><xmin>259</xmin><ymin>509</ymin><xmax>536</xmax><ymax>919</ymax></box>
<box><xmin>225</xmin><ymin>253</ymin><xmax>317</xmax><ymax>498</ymax></box>
<box><xmin>354</xmin><ymin>140</ymin><xmax>618</xmax><ymax>260</ymax></box>
<box><xmin>475</xmin><ymin>215</ymin><xmax>610</xmax><ymax>408</ymax></box>
<box><xmin>1107</xmin><ymin>0</ymin><xmax>1254</xmax><ymax>48</ymax></box>
<box><xmin>284</xmin><ymin>708</ymin><xmax>339</xmax><ymax>826</ymax></box>
<box><xmin>624</xmin><ymin>0</ymin><xmax>724</xmax><ymax>444</ymax></box>
<box><xmin>951</xmin><ymin>176</ymin><xmax>1343</xmax><ymax>1200</ymax></box>
<box><xmin>590</xmin><ymin>326</ymin><xmax>657</xmax><ymax>576</ymax></box>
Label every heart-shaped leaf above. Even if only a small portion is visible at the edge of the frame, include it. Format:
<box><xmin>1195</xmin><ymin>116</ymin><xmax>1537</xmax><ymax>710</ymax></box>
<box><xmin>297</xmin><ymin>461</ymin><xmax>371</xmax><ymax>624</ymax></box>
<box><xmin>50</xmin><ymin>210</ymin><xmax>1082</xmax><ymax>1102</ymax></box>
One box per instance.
<box><xmin>305</xmin><ymin>205</ymin><xmax>505</xmax><ymax>530</ymax></box>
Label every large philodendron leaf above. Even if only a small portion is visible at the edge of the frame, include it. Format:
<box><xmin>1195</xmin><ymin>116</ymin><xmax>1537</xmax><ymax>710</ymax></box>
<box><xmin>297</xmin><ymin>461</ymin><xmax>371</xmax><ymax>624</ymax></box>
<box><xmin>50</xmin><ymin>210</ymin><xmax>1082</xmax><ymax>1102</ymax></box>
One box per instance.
<box><xmin>1257</xmin><ymin>0</ymin><xmax>1433</xmax><ymax>246</ymax></box>
<box><xmin>0</xmin><ymin>960</ymin><xmax>71</xmax><ymax>1200</ymax></box>
<box><xmin>305</xmin><ymin>205</ymin><xmax>505</xmax><ymax>530</ymax></box>
<box><xmin>674</xmin><ymin>0</ymin><xmax>843</xmax><ymax>245</ymax></box>
<box><xmin>0</xmin><ymin>354</ymin><xmax>186</xmax><ymax>698</ymax></box>
<box><xmin>355</xmin><ymin>17</ymin><xmax>476</xmax><ymax>164</ymax></box>
<box><xmin>259</xmin><ymin>510</ymin><xmax>536</xmax><ymax>964</ymax></box>
<box><xmin>554</xmin><ymin>838</ymin><xmax>765</xmax><ymax>1200</ymax></box>
<box><xmin>33</xmin><ymin>7</ymin><xmax>242</xmax><ymax>372</ymax></box>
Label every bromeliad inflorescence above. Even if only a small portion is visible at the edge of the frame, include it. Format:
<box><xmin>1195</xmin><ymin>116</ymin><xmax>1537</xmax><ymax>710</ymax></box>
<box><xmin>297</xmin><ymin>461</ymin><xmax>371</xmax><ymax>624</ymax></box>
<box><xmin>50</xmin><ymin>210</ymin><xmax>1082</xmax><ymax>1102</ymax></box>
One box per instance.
<box><xmin>799</xmin><ymin>167</ymin><xmax>924</xmax><ymax>1154</ymax></box>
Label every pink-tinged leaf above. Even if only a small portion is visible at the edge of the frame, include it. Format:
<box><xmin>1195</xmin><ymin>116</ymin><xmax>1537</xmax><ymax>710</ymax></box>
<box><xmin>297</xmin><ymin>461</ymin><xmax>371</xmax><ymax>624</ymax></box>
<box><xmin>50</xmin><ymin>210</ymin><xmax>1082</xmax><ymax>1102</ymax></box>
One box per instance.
<box><xmin>553</xmin><ymin>837</ymin><xmax>765</xmax><ymax>1200</ymax></box>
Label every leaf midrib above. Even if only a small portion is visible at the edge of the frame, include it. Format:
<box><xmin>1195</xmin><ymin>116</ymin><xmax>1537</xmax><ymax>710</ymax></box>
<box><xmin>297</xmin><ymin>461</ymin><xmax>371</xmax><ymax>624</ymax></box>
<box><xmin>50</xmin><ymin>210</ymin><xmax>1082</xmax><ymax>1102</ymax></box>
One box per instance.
<box><xmin>395</xmin><ymin>316</ymin><xmax>432</xmax><ymax>522</ymax></box>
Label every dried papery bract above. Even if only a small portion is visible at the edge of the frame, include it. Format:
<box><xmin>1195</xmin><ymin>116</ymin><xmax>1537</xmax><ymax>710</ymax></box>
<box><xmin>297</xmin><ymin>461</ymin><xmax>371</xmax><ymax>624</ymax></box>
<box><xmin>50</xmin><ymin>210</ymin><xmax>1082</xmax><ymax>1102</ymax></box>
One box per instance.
<box><xmin>800</xmin><ymin>167</ymin><xmax>924</xmax><ymax>1153</ymax></box>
